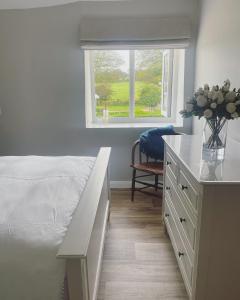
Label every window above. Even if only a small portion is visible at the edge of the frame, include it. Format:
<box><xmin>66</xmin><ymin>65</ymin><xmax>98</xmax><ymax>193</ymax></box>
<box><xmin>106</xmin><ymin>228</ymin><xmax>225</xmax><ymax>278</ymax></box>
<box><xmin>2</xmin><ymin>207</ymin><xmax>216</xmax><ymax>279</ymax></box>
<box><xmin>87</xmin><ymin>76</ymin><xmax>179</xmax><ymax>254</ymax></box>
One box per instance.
<box><xmin>85</xmin><ymin>48</ymin><xmax>185</xmax><ymax>127</ymax></box>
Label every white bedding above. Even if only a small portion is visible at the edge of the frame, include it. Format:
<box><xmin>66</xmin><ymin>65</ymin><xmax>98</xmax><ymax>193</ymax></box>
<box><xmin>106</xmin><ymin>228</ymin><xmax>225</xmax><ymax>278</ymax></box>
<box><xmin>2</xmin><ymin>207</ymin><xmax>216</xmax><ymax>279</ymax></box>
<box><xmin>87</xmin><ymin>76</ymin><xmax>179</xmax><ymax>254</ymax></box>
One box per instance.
<box><xmin>0</xmin><ymin>155</ymin><xmax>96</xmax><ymax>300</ymax></box>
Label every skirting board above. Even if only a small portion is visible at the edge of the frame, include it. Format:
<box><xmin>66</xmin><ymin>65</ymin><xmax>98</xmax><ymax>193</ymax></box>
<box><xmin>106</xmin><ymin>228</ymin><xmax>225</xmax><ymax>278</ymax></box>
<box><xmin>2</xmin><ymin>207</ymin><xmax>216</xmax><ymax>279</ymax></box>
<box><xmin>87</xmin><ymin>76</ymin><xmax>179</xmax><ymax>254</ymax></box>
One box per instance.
<box><xmin>110</xmin><ymin>181</ymin><xmax>156</xmax><ymax>189</ymax></box>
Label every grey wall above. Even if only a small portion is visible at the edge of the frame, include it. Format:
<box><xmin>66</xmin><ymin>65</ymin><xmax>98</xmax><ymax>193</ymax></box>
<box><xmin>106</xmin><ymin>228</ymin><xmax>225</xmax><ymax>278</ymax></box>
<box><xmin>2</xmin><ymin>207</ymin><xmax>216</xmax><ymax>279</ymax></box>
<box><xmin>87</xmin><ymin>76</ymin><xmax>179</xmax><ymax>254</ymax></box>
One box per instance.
<box><xmin>194</xmin><ymin>0</ymin><xmax>240</xmax><ymax>142</ymax></box>
<box><xmin>0</xmin><ymin>0</ymin><xmax>197</xmax><ymax>181</ymax></box>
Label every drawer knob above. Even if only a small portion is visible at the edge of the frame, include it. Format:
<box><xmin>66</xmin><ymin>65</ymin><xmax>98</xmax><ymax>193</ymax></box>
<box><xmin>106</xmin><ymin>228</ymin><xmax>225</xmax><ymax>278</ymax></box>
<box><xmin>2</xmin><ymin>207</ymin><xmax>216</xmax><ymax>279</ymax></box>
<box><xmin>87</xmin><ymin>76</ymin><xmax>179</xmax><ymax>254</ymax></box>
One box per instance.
<box><xmin>181</xmin><ymin>185</ymin><xmax>188</xmax><ymax>190</ymax></box>
<box><xmin>165</xmin><ymin>213</ymin><xmax>170</xmax><ymax>218</ymax></box>
<box><xmin>180</xmin><ymin>217</ymin><xmax>186</xmax><ymax>223</ymax></box>
<box><xmin>166</xmin><ymin>186</ymin><xmax>170</xmax><ymax>190</ymax></box>
<box><xmin>178</xmin><ymin>251</ymin><xmax>184</xmax><ymax>258</ymax></box>
<box><xmin>166</xmin><ymin>161</ymin><xmax>171</xmax><ymax>166</ymax></box>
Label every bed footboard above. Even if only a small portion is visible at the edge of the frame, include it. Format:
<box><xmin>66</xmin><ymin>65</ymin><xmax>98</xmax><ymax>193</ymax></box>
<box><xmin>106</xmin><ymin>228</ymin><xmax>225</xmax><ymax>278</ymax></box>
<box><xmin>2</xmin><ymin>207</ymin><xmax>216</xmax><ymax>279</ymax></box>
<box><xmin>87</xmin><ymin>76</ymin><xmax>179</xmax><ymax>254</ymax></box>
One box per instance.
<box><xmin>57</xmin><ymin>147</ymin><xmax>111</xmax><ymax>300</ymax></box>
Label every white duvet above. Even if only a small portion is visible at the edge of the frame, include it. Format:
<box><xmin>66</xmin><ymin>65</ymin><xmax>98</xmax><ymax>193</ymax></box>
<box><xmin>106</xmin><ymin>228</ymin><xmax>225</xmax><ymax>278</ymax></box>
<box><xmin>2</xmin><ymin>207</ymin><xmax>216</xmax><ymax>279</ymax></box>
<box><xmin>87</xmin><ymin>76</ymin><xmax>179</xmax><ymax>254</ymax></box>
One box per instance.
<box><xmin>0</xmin><ymin>155</ymin><xmax>96</xmax><ymax>300</ymax></box>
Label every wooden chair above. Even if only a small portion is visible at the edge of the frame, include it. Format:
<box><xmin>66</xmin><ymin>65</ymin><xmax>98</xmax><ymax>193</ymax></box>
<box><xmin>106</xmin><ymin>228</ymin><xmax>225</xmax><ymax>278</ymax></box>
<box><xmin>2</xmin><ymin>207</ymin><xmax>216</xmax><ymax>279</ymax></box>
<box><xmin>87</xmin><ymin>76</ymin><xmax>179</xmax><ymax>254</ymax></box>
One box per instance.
<box><xmin>130</xmin><ymin>128</ymin><xmax>180</xmax><ymax>201</ymax></box>
<box><xmin>130</xmin><ymin>139</ymin><xmax>164</xmax><ymax>201</ymax></box>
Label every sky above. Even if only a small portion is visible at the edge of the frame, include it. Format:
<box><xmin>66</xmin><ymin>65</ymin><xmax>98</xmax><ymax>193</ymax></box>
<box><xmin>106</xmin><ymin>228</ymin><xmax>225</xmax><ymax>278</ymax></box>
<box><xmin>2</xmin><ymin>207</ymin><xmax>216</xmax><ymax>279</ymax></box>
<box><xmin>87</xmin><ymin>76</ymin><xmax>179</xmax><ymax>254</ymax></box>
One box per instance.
<box><xmin>115</xmin><ymin>50</ymin><xmax>129</xmax><ymax>73</ymax></box>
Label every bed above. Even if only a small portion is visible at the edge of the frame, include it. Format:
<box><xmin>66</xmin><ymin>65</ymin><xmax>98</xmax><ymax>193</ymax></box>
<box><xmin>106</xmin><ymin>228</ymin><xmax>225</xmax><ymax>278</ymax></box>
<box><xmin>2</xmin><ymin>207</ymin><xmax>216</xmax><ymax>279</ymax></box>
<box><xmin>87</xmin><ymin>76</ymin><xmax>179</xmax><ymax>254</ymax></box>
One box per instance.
<box><xmin>0</xmin><ymin>147</ymin><xmax>111</xmax><ymax>300</ymax></box>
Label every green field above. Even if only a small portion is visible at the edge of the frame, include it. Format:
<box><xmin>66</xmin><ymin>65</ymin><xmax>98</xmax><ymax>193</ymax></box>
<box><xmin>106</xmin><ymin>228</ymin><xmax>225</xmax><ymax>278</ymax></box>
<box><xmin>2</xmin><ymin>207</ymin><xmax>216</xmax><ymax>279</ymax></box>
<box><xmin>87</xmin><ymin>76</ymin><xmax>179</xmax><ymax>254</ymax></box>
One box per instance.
<box><xmin>96</xmin><ymin>81</ymin><xmax>162</xmax><ymax>118</ymax></box>
<box><xmin>110</xmin><ymin>81</ymin><xmax>149</xmax><ymax>101</ymax></box>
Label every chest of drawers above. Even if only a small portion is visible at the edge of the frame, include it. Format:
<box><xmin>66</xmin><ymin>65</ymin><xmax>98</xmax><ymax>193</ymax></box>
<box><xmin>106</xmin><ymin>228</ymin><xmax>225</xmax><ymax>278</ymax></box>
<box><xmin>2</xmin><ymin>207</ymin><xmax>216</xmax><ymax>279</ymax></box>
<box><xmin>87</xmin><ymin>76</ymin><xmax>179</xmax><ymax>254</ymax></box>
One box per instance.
<box><xmin>163</xmin><ymin>135</ymin><xmax>240</xmax><ymax>300</ymax></box>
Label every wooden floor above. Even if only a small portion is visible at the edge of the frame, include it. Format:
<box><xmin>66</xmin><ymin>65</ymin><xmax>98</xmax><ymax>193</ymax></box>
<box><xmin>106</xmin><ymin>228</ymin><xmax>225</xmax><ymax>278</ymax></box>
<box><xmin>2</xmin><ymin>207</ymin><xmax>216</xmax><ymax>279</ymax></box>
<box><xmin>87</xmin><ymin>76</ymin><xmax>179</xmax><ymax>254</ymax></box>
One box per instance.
<box><xmin>97</xmin><ymin>189</ymin><xmax>188</xmax><ymax>300</ymax></box>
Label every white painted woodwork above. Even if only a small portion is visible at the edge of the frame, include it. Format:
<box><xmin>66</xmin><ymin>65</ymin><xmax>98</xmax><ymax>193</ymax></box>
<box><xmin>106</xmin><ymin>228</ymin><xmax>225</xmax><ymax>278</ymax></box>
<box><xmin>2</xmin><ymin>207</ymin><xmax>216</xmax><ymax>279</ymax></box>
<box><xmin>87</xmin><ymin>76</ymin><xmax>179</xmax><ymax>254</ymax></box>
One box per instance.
<box><xmin>57</xmin><ymin>147</ymin><xmax>111</xmax><ymax>300</ymax></box>
<box><xmin>163</xmin><ymin>135</ymin><xmax>240</xmax><ymax>300</ymax></box>
<box><xmin>164</xmin><ymin>134</ymin><xmax>240</xmax><ymax>183</ymax></box>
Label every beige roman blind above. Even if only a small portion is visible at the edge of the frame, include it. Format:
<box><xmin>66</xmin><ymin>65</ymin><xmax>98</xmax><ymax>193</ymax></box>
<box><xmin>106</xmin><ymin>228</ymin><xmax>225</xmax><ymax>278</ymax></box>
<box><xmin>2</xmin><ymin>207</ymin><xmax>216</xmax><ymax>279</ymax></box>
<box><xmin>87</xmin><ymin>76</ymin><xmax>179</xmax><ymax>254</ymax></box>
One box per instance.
<box><xmin>79</xmin><ymin>16</ymin><xmax>192</xmax><ymax>49</ymax></box>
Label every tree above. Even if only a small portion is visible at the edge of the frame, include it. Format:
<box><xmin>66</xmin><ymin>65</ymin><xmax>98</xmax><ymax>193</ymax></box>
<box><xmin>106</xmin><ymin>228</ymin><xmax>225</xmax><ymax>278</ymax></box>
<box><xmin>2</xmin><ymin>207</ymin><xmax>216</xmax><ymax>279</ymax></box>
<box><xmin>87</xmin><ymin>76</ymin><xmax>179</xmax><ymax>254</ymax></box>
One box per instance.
<box><xmin>95</xmin><ymin>83</ymin><xmax>112</xmax><ymax>109</ymax></box>
<box><xmin>94</xmin><ymin>51</ymin><xmax>127</xmax><ymax>83</ymax></box>
<box><xmin>94</xmin><ymin>51</ymin><xmax>124</xmax><ymax>72</ymax></box>
<box><xmin>135</xmin><ymin>49</ymin><xmax>163</xmax><ymax>70</ymax></box>
<box><xmin>139</xmin><ymin>84</ymin><xmax>161</xmax><ymax>111</ymax></box>
<box><xmin>135</xmin><ymin>50</ymin><xmax>163</xmax><ymax>84</ymax></box>
<box><xmin>96</xmin><ymin>69</ymin><xmax>128</xmax><ymax>83</ymax></box>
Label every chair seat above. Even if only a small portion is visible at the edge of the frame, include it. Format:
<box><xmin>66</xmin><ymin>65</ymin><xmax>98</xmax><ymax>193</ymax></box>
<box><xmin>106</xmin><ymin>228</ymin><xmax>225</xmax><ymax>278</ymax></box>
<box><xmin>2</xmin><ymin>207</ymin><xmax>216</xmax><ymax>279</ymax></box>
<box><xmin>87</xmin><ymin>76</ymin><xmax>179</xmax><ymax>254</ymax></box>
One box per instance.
<box><xmin>131</xmin><ymin>162</ymin><xmax>164</xmax><ymax>175</ymax></box>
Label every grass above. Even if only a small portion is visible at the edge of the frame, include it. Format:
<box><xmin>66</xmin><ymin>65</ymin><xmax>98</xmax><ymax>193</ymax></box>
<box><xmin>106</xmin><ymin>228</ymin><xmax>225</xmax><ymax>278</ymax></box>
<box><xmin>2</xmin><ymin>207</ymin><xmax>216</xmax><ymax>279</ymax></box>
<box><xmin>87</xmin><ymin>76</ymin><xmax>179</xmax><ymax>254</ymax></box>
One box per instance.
<box><xmin>110</xmin><ymin>81</ymin><xmax>150</xmax><ymax>101</ymax></box>
<box><xmin>96</xmin><ymin>81</ymin><xmax>162</xmax><ymax>118</ymax></box>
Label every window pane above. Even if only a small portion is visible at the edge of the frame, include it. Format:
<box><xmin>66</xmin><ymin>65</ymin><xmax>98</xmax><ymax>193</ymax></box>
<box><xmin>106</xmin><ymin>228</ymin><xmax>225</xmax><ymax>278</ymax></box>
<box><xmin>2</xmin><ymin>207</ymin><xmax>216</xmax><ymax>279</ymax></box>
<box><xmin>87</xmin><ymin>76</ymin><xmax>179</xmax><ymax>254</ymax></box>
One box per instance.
<box><xmin>93</xmin><ymin>50</ymin><xmax>130</xmax><ymax>120</ymax></box>
<box><xmin>135</xmin><ymin>49</ymin><xmax>164</xmax><ymax>118</ymax></box>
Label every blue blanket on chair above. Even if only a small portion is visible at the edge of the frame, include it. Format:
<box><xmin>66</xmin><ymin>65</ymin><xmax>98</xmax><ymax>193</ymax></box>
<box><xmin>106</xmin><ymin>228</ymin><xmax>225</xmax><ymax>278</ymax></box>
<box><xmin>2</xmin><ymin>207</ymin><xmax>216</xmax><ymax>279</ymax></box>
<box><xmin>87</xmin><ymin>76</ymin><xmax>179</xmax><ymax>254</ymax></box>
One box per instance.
<box><xmin>139</xmin><ymin>126</ymin><xmax>175</xmax><ymax>161</ymax></box>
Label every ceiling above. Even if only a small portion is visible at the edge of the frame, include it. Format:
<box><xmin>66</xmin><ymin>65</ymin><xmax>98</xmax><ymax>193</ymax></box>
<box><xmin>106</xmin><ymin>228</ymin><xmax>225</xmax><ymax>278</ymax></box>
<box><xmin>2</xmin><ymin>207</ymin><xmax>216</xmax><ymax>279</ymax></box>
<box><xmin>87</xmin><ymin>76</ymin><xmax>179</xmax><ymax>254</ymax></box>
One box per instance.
<box><xmin>0</xmin><ymin>0</ymin><xmax>126</xmax><ymax>10</ymax></box>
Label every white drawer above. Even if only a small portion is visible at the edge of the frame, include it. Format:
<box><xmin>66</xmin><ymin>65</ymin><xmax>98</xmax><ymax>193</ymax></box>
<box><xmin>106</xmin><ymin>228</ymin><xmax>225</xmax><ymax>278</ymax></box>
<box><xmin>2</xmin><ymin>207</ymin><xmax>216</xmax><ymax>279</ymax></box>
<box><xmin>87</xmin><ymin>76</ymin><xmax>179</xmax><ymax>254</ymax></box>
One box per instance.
<box><xmin>175</xmin><ymin>195</ymin><xmax>196</xmax><ymax>253</ymax></box>
<box><xmin>165</xmin><ymin>174</ymin><xmax>196</xmax><ymax>254</ymax></box>
<box><xmin>164</xmin><ymin>198</ymin><xmax>193</xmax><ymax>294</ymax></box>
<box><xmin>165</xmin><ymin>151</ymin><xmax>178</xmax><ymax>182</ymax></box>
<box><xmin>178</xmin><ymin>170</ymin><xmax>199</xmax><ymax>213</ymax></box>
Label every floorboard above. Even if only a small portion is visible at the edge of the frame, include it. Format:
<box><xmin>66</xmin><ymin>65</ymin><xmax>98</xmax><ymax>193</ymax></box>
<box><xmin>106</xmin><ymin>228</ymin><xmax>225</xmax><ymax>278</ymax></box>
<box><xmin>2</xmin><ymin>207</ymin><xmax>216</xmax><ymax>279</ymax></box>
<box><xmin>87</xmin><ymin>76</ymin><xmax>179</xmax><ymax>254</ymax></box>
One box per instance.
<box><xmin>97</xmin><ymin>189</ymin><xmax>188</xmax><ymax>300</ymax></box>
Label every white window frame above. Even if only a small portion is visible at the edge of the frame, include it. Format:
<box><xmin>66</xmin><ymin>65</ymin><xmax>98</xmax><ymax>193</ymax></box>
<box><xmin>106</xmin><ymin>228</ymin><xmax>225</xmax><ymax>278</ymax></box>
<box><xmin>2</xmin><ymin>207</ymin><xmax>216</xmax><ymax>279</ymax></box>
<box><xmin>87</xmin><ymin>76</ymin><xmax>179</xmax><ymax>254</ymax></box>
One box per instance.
<box><xmin>161</xmin><ymin>50</ymin><xmax>174</xmax><ymax>117</ymax></box>
<box><xmin>85</xmin><ymin>47</ymin><xmax>185</xmax><ymax>128</ymax></box>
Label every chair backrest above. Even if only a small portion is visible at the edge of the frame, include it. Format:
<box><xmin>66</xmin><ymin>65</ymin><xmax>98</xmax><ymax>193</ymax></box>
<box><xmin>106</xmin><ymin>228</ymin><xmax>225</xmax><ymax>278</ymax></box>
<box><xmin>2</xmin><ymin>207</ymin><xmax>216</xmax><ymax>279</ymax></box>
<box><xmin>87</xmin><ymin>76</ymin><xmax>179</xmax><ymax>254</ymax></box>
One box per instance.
<box><xmin>140</xmin><ymin>126</ymin><xmax>177</xmax><ymax>160</ymax></box>
<box><xmin>132</xmin><ymin>127</ymin><xmax>180</xmax><ymax>165</ymax></box>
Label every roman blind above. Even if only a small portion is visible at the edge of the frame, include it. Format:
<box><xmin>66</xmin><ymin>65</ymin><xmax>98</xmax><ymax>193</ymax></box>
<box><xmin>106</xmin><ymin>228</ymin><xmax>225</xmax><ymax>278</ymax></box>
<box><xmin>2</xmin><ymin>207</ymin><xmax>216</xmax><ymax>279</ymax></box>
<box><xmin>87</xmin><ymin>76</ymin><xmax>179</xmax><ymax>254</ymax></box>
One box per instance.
<box><xmin>79</xmin><ymin>16</ymin><xmax>192</xmax><ymax>49</ymax></box>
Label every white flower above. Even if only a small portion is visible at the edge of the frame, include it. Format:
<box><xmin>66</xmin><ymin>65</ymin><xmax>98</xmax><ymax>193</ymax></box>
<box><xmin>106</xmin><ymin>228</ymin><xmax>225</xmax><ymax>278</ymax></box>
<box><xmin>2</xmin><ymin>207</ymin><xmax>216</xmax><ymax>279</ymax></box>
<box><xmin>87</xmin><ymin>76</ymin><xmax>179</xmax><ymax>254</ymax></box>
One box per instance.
<box><xmin>198</xmin><ymin>87</ymin><xmax>204</xmax><ymax>95</ymax></box>
<box><xmin>204</xmin><ymin>109</ymin><xmax>213</xmax><ymax>119</ymax></box>
<box><xmin>204</xmin><ymin>84</ymin><xmax>210</xmax><ymax>91</ymax></box>
<box><xmin>231</xmin><ymin>112</ymin><xmax>239</xmax><ymax>119</ymax></box>
<box><xmin>223</xmin><ymin>79</ymin><xmax>231</xmax><ymax>92</ymax></box>
<box><xmin>208</xmin><ymin>86</ymin><xmax>217</xmax><ymax>100</ymax></box>
<box><xmin>226</xmin><ymin>102</ymin><xmax>236</xmax><ymax>113</ymax></box>
<box><xmin>210</xmin><ymin>103</ymin><xmax>217</xmax><ymax>109</ymax></box>
<box><xmin>225</xmin><ymin>91</ymin><xmax>236</xmax><ymax>102</ymax></box>
<box><xmin>208</xmin><ymin>91</ymin><xmax>214</xmax><ymax>100</ymax></box>
<box><xmin>225</xmin><ymin>79</ymin><xmax>231</xmax><ymax>85</ymax></box>
<box><xmin>186</xmin><ymin>103</ymin><xmax>193</xmax><ymax>112</ymax></box>
<box><xmin>216</xmin><ymin>91</ymin><xmax>224</xmax><ymax>104</ymax></box>
<box><xmin>196</xmin><ymin>95</ymin><xmax>207</xmax><ymax>107</ymax></box>
<box><xmin>212</xmin><ymin>86</ymin><xmax>218</xmax><ymax>92</ymax></box>
<box><xmin>235</xmin><ymin>100</ymin><xmax>240</xmax><ymax>105</ymax></box>
<box><xmin>212</xmin><ymin>91</ymin><xmax>218</xmax><ymax>101</ymax></box>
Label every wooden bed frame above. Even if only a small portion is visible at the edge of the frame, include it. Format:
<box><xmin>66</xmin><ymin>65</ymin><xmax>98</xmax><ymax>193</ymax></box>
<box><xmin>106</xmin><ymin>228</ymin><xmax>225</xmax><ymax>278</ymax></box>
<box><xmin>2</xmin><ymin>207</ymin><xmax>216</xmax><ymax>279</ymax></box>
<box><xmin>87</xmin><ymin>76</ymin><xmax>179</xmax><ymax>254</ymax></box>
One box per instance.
<box><xmin>57</xmin><ymin>147</ymin><xmax>111</xmax><ymax>300</ymax></box>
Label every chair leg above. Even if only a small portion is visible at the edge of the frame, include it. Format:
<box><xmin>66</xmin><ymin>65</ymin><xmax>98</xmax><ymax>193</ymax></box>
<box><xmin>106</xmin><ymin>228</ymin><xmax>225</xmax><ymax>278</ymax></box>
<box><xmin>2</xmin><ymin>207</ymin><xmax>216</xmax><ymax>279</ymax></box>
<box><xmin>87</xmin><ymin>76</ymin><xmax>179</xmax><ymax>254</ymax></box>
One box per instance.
<box><xmin>155</xmin><ymin>175</ymin><xmax>158</xmax><ymax>191</ymax></box>
<box><xmin>131</xmin><ymin>169</ymin><xmax>136</xmax><ymax>202</ymax></box>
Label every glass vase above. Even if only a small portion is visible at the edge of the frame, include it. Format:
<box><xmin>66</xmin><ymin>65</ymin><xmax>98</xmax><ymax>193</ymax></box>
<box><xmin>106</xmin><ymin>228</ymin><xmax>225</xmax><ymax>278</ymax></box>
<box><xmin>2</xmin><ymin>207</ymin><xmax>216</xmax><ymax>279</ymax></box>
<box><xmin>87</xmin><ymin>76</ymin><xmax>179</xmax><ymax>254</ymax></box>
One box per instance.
<box><xmin>202</xmin><ymin>118</ymin><xmax>228</xmax><ymax>159</ymax></box>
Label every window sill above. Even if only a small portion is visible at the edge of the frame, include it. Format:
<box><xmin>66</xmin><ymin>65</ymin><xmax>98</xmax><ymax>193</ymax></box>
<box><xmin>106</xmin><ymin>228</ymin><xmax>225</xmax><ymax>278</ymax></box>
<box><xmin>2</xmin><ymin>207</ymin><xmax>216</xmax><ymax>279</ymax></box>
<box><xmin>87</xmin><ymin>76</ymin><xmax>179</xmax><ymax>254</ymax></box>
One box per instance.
<box><xmin>86</xmin><ymin>122</ymin><xmax>183</xmax><ymax>129</ymax></box>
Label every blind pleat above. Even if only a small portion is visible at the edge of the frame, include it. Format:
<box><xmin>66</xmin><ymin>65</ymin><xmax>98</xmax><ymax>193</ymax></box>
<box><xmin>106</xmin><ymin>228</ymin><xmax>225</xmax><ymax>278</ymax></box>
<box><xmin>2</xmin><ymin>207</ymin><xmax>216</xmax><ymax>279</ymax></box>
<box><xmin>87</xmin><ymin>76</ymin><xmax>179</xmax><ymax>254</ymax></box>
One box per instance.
<box><xmin>80</xmin><ymin>16</ymin><xmax>192</xmax><ymax>48</ymax></box>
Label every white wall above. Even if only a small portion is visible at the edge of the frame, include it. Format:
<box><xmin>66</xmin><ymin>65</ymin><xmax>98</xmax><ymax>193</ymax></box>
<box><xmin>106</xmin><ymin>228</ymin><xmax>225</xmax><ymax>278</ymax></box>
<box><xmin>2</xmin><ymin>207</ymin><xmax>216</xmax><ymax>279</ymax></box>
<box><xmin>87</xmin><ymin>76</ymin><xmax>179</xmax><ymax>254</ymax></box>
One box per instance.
<box><xmin>0</xmin><ymin>0</ymin><xmax>197</xmax><ymax>181</ymax></box>
<box><xmin>194</xmin><ymin>0</ymin><xmax>240</xmax><ymax>141</ymax></box>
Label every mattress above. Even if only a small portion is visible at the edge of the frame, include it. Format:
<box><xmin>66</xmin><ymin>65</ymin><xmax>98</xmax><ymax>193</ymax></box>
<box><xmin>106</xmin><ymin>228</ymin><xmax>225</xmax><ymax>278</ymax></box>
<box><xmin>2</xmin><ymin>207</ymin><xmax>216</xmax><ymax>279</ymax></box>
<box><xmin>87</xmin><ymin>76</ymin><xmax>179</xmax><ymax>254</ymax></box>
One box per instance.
<box><xmin>0</xmin><ymin>156</ymin><xmax>96</xmax><ymax>300</ymax></box>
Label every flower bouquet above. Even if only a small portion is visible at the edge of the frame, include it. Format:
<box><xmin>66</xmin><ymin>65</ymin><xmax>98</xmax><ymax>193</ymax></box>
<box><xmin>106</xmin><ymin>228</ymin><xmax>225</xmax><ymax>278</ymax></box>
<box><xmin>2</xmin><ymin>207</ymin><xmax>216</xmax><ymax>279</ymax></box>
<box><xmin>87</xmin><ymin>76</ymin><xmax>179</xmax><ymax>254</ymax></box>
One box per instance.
<box><xmin>180</xmin><ymin>80</ymin><xmax>240</xmax><ymax>153</ymax></box>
